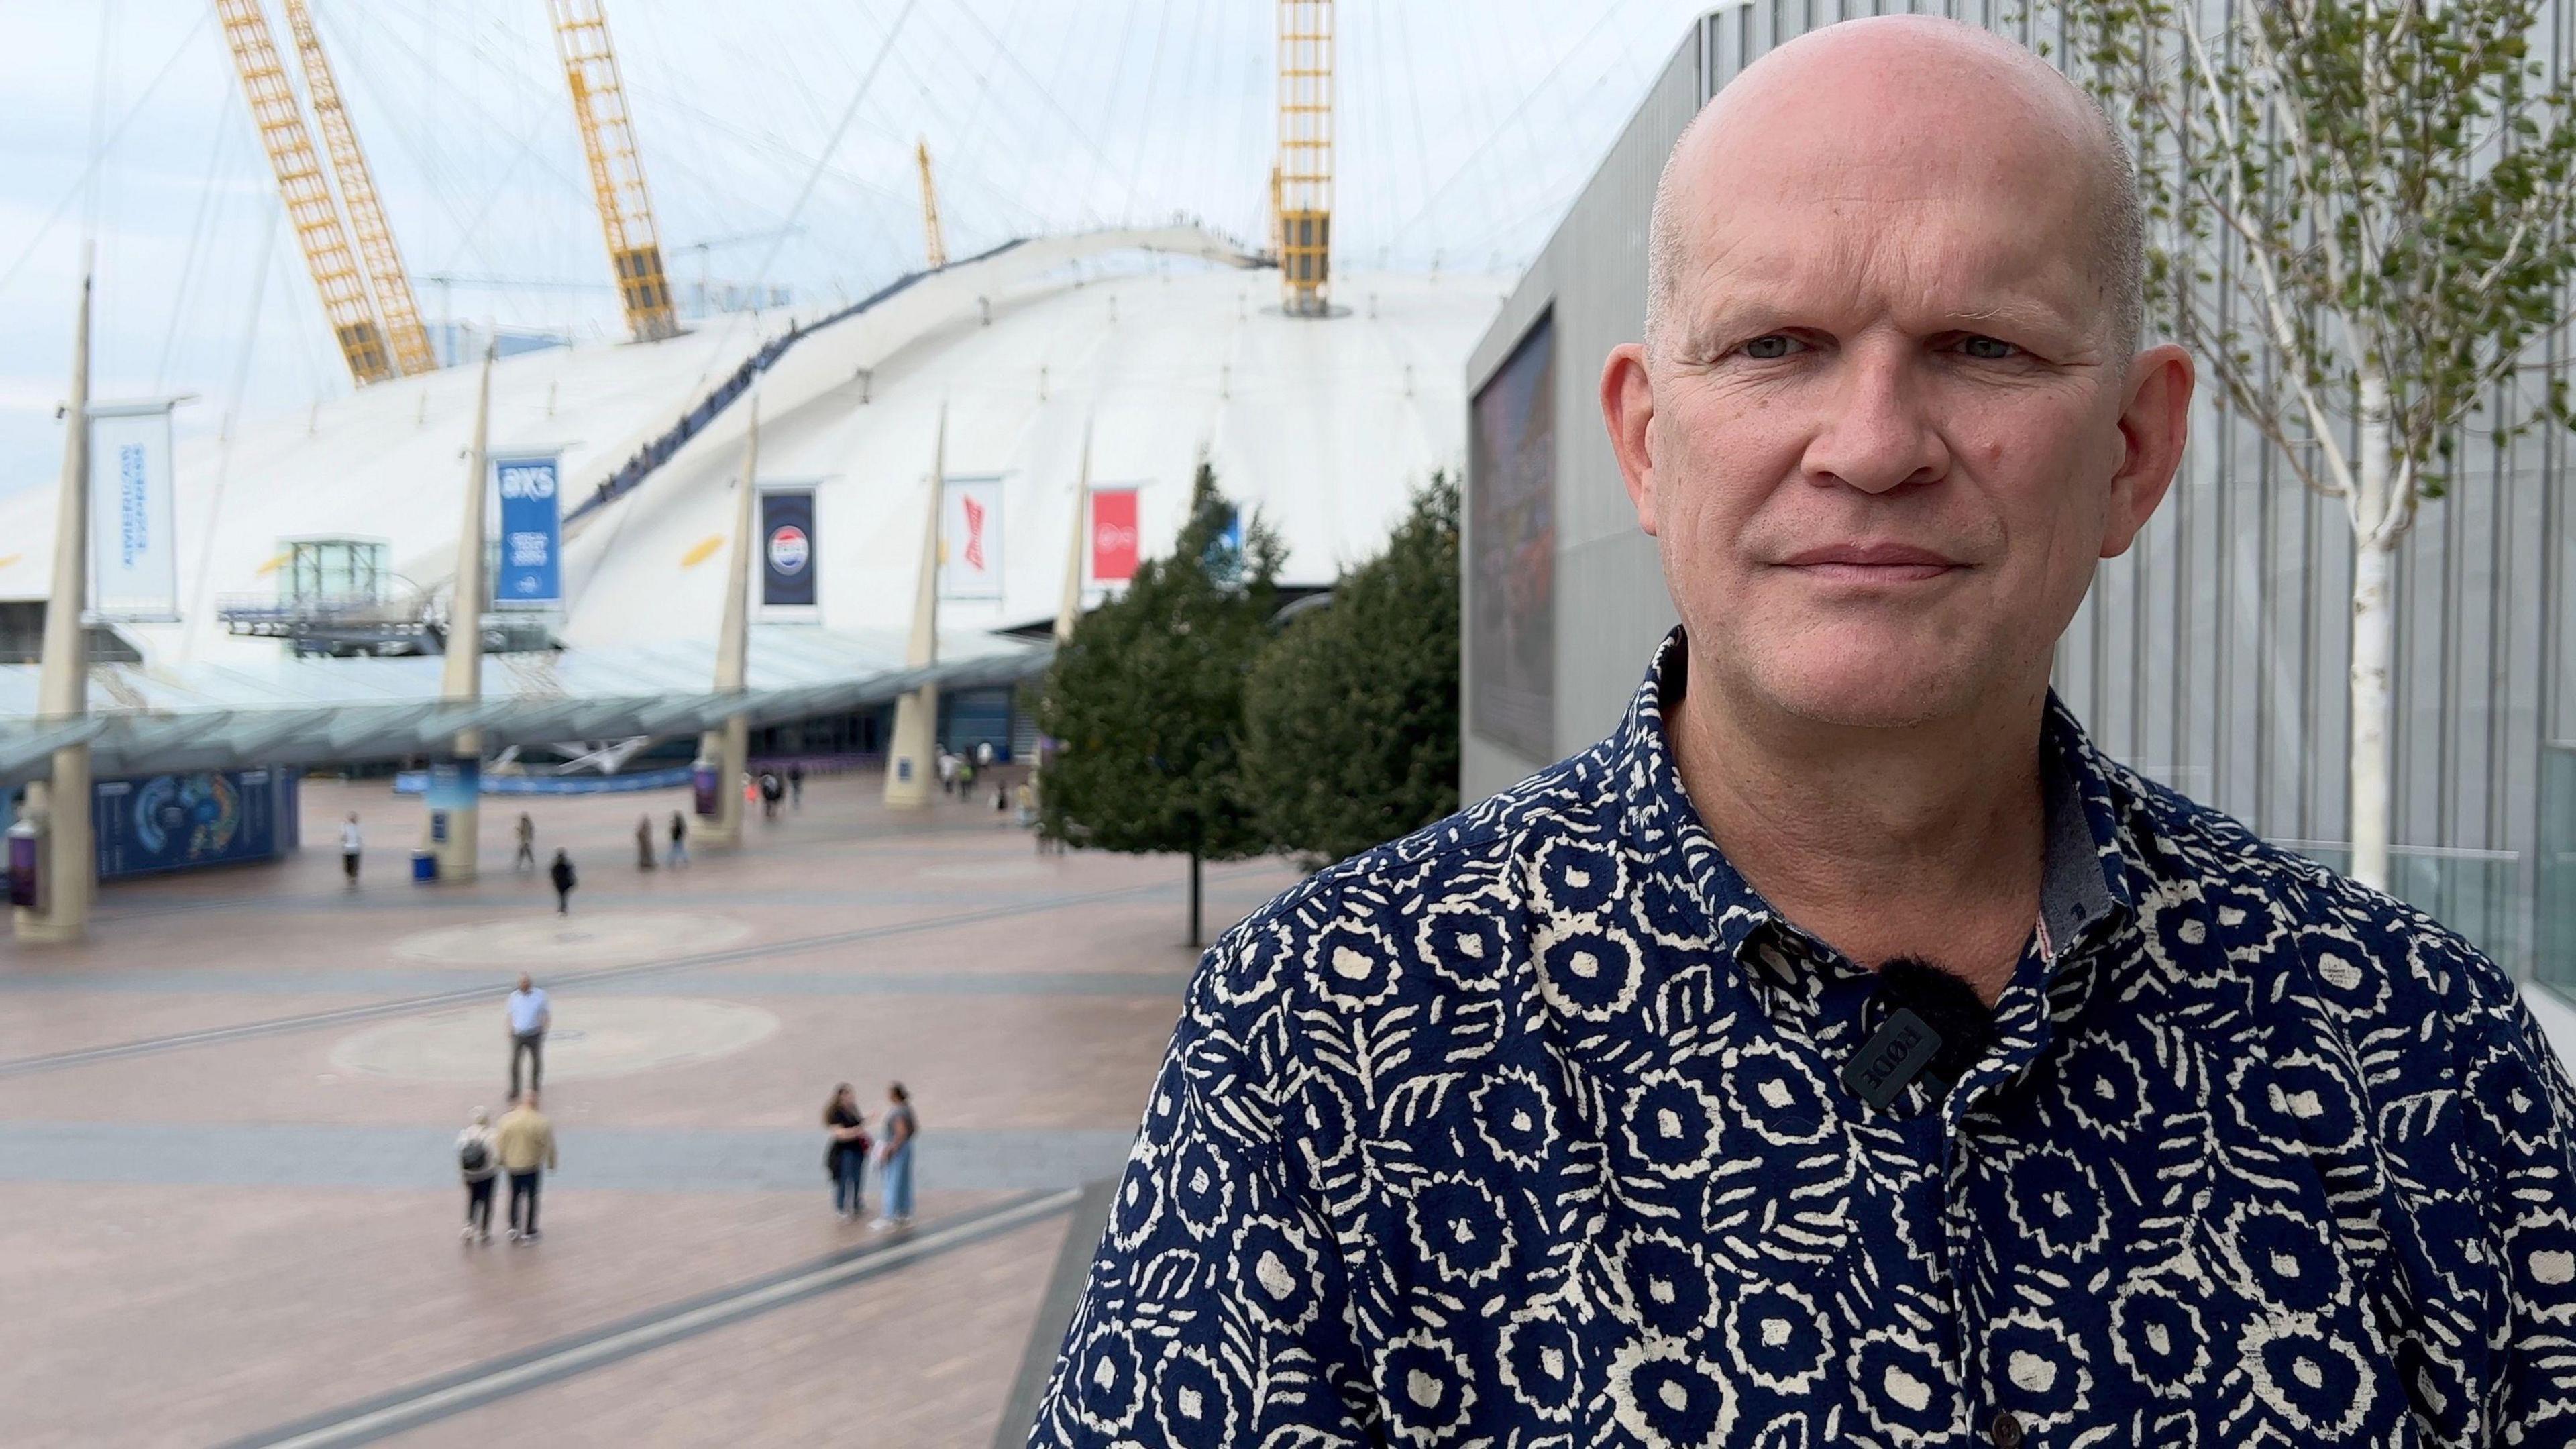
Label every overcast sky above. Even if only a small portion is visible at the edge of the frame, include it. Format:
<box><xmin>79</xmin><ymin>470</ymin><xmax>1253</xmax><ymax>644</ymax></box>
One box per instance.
<box><xmin>0</xmin><ymin>0</ymin><xmax>1721</xmax><ymax>501</ymax></box>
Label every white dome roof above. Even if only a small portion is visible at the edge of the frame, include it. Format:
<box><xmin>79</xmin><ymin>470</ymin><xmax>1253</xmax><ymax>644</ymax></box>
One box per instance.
<box><xmin>0</xmin><ymin>229</ymin><xmax>1504</xmax><ymax>672</ymax></box>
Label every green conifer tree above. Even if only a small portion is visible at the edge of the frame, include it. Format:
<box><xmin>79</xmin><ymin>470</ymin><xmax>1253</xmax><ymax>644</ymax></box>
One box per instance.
<box><xmin>1036</xmin><ymin>463</ymin><xmax>1281</xmax><ymax>945</ymax></box>
<box><xmin>1243</xmin><ymin>473</ymin><xmax>1460</xmax><ymax>869</ymax></box>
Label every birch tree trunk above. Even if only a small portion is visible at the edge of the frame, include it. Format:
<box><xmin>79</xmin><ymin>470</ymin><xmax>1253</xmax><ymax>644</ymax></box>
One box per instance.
<box><xmin>2347</xmin><ymin>373</ymin><xmax>2396</xmax><ymax>892</ymax></box>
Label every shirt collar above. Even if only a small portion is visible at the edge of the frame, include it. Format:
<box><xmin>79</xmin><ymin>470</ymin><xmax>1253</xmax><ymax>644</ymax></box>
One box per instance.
<box><xmin>1609</xmin><ymin>627</ymin><xmax>2136</xmax><ymax>974</ymax></box>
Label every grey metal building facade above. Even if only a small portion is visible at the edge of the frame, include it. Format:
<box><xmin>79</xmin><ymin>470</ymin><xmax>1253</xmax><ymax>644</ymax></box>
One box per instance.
<box><xmin>1462</xmin><ymin>1</ymin><xmax>2576</xmax><ymax>985</ymax></box>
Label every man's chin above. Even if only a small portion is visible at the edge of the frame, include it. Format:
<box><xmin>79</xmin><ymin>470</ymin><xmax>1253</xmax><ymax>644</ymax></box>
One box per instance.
<box><xmin>1738</xmin><ymin>654</ymin><xmax>1982</xmax><ymax>731</ymax></box>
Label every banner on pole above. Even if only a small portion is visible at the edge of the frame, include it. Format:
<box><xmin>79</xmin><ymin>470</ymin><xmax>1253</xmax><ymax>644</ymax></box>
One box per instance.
<box><xmin>1089</xmin><ymin>486</ymin><xmax>1139</xmax><ymax>583</ymax></box>
<box><xmin>761</xmin><ymin>488</ymin><xmax>817</xmax><ymax>606</ymax></box>
<box><xmin>939</xmin><ymin>476</ymin><xmax>1004</xmax><ymax>600</ymax></box>
<box><xmin>87</xmin><ymin>402</ymin><xmax>180</xmax><ymax>619</ymax></box>
<box><xmin>492</xmin><ymin>453</ymin><xmax>562</xmax><ymax>608</ymax></box>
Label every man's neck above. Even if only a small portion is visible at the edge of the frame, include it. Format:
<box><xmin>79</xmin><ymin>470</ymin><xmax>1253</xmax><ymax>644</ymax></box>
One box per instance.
<box><xmin>1665</xmin><ymin>658</ymin><xmax>2051</xmax><ymax>1002</ymax></box>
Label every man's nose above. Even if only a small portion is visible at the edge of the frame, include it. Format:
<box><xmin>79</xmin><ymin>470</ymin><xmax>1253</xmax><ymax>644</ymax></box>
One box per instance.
<box><xmin>1801</xmin><ymin>347</ymin><xmax>1947</xmax><ymax>494</ymax></box>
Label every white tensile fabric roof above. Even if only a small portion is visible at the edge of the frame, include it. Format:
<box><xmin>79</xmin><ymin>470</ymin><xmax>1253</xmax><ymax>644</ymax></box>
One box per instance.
<box><xmin>0</xmin><ymin>228</ymin><xmax>1503</xmax><ymax>781</ymax></box>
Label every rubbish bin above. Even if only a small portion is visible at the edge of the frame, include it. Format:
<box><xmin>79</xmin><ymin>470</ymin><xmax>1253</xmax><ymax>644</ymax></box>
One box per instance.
<box><xmin>411</xmin><ymin>850</ymin><xmax>437</xmax><ymax>883</ymax></box>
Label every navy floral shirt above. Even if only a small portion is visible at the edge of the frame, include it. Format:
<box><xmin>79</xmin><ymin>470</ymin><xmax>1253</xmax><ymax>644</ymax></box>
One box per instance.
<box><xmin>1032</xmin><ymin>631</ymin><xmax>2576</xmax><ymax>1447</ymax></box>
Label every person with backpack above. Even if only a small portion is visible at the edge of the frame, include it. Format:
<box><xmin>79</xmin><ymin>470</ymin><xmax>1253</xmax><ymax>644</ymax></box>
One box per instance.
<box><xmin>871</xmin><ymin>1082</ymin><xmax>917</xmax><ymax>1230</ymax></box>
<box><xmin>548</xmin><ymin>849</ymin><xmax>576</xmax><ymax>914</ymax></box>
<box><xmin>823</xmin><ymin>1083</ymin><xmax>871</xmax><ymax>1220</ymax></box>
<box><xmin>457</xmin><ymin>1106</ymin><xmax>499</xmax><ymax>1244</ymax></box>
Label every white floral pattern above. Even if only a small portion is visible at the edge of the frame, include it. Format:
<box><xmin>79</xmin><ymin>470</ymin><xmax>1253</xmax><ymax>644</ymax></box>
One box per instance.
<box><xmin>1030</xmin><ymin>630</ymin><xmax>2576</xmax><ymax>1447</ymax></box>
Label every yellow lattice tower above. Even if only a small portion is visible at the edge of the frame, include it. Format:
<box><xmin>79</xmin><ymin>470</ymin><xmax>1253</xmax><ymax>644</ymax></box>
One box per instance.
<box><xmin>549</xmin><ymin>0</ymin><xmax>680</xmax><ymax>343</ymax></box>
<box><xmin>216</xmin><ymin>0</ymin><xmax>394</xmax><ymax>385</ymax></box>
<box><xmin>1277</xmin><ymin>0</ymin><xmax>1333</xmax><ymax>317</ymax></box>
<box><xmin>282</xmin><ymin>0</ymin><xmax>437</xmax><ymax>376</ymax></box>
<box><xmin>916</xmin><ymin>138</ymin><xmax>948</xmax><ymax>270</ymax></box>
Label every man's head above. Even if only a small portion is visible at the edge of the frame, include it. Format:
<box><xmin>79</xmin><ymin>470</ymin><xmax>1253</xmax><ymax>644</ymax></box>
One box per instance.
<box><xmin>517</xmin><ymin>973</ymin><xmax>533</xmax><ymax>994</ymax></box>
<box><xmin>1603</xmin><ymin>17</ymin><xmax>2192</xmax><ymax>732</ymax></box>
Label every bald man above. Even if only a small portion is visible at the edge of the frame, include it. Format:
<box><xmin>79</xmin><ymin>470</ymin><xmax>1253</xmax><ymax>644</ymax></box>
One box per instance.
<box><xmin>1032</xmin><ymin>19</ymin><xmax>2576</xmax><ymax>1448</ymax></box>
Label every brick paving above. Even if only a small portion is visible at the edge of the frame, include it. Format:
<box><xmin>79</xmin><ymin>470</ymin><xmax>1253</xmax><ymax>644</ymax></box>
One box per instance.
<box><xmin>0</xmin><ymin>771</ymin><xmax>1301</xmax><ymax>1448</ymax></box>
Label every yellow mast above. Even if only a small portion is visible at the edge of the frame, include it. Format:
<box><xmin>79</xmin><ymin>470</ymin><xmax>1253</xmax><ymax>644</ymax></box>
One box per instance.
<box><xmin>916</xmin><ymin>138</ymin><xmax>947</xmax><ymax>270</ymax></box>
<box><xmin>548</xmin><ymin>0</ymin><xmax>680</xmax><ymax>343</ymax></box>
<box><xmin>216</xmin><ymin>0</ymin><xmax>394</xmax><ymax>385</ymax></box>
<box><xmin>1276</xmin><ymin>0</ymin><xmax>1334</xmax><ymax>317</ymax></box>
<box><xmin>282</xmin><ymin>0</ymin><xmax>437</xmax><ymax>376</ymax></box>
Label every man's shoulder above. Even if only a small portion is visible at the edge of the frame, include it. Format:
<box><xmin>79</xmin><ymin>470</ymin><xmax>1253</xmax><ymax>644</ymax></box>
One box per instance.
<box><xmin>1192</xmin><ymin>748</ymin><xmax>1616</xmax><ymax>1016</ymax></box>
<box><xmin>2109</xmin><ymin>763</ymin><xmax>2525</xmax><ymax>1034</ymax></box>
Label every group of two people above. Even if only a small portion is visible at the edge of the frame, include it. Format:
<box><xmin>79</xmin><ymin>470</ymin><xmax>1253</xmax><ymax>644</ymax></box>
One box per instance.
<box><xmin>633</xmin><ymin>810</ymin><xmax>690</xmax><ymax>869</ymax></box>
<box><xmin>823</xmin><ymin>1081</ymin><xmax>916</xmax><ymax>1228</ymax></box>
<box><xmin>509</xmin><ymin>815</ymin><xmax>581</xmax><ymax>911</ymax></box>
<box><xmin>453</xmin><ymin>1090</ymin><xmax>557</xmax><ymax>1245</ymax></box>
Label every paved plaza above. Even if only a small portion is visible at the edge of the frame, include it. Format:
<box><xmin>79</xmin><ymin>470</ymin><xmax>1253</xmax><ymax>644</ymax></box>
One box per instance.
<box><xmin>0</xmin><ymin>769</ymin><xmax>1303</xmax><ymax>1448</ymax></box>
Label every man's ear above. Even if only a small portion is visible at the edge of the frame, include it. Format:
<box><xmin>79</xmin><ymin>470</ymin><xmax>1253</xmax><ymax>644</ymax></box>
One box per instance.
<box><xmin>2099</xmin><ymin>343</ymin><xmax>2194</xmax><ymax>558</ymax></box>
<box><xmin>1601</xmin><ymin>342</ymin><xmax>1661</xmax><ymax>537</ymax></box>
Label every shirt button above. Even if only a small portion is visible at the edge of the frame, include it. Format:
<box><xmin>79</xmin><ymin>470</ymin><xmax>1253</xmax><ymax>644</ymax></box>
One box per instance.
<box><xmin>1991</xmin><ymin>1410</ymin><xmax>2025</xmax><ymax>1448</ymax></box>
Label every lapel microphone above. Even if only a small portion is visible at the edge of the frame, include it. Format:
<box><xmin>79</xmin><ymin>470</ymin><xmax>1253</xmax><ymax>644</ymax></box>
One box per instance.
<box><xmin>1839</xmin><ymin>956</ymin><xmax>1998</xmax><ymax>1111</ymax></box>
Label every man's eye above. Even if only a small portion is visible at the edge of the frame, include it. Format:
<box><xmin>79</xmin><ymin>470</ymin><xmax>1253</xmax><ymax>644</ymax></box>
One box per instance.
<box><xmin>1960</xmin><ymin>335</ymin><xmax>2019</xmax><ymax>360</ymax></box>
<box><xmin>1742</xmin><ymin>335</ymin><xmax>1799</xmax><ymax>360</ymax></box>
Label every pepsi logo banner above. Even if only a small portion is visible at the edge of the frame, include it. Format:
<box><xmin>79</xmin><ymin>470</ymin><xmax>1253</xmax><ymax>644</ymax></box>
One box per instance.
<box><xmin>761</xmin><ymin>489</ymin><xmax>817</xmax><ymax>606</ymax></box>
<box><xmin>1089</xmin><ymin>487</ymin><xmax>1139</xmax><ymax>583</ymax></box>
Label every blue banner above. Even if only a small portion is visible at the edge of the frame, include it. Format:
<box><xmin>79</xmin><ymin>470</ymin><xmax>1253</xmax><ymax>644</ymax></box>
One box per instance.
<box><xmin>93</xmin><ymin>769</ymin><xmax>284</xmax><ymax>880</ymax></box>
<box><xmin>494</xmin><ymin>453</ymin><xmax>562</xmax><ymax>607</ymax></box>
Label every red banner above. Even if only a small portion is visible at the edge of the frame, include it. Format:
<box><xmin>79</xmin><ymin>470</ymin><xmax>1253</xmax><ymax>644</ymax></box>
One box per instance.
<box><xmin>1089</xmin><ymin>488</ymin><xmax>1139</xmax><ymax>582</ymax></box>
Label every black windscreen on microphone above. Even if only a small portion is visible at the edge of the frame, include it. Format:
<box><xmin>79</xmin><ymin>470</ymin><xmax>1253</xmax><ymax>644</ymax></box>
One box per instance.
<box><xmin>1839</xmin><ymin>956</ymin><xmax>1998</xmax><ymax>1110</ymax></box>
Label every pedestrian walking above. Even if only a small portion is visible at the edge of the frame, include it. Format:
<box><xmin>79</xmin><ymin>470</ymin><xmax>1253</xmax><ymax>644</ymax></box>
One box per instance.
<box><xmin>506</xmin><ymin>972</ymin><xmax>550</xmax><ymax>1098</ymax></box>
<box><xmin>788</xmin><ymin>762</ymin><xmax>804</xmax><ymax>808</ymax></box>
<box><xmin>994</xmin><ymin>780</ymin><xmax>1010</xmax><ymax>816</ymax></box>
<box><xmin>824</xmin><ymin>1083</ymin><xmax>871</xmax><ymax>1220</ymax></box>
<box><xmin>667</xmin><ymin>810</ymin><xmax>689</xmax><ymax>867</ymax></box>
<box><xmin>635</xmin><ymin>814</ymin><xmax>657</xmax><ymax>870</ymax></box>
<box><xmin>1014</xmin><ymin>780</ymin><xmax>1037</xmax><ymax>830</ymax></box>
<box><xmin>548</xmin><ymin>849</ymin><xmax>576</xmax><ymax>914</ymax></box>
<box><xmin>513</xmin><ymin>813</ymin><xmax>535</xmax><ymax>871</ymax></box>
<box><xmin>936</xmin><ymin>750</ymin><xmax>958</xmax><ymax>796</ymax></box>
<box><xmin>340</xmin><ymin>813</ymin><xmax>363</xmax><ymax>884</ymax></box>
<box><xmin>495</xmin><ymin>1090</ymin><xmax>557</xmax><ymax>1243</ymax></box>
<box><xmin>871</xmin><ymin>1082</ymin><xmax>917</xmax><ymax>1230</ymax></box>
<box><xmin>456</xmin><ymin>1107</ymin><xmax>499</xmax><ymax>1244</ymax></box>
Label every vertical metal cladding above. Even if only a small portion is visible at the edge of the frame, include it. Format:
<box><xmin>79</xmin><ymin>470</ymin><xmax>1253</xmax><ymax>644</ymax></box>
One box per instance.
<box><xmin>1464</xmin><ymin>1</ymin><xmax>2575</xmax><ymax>978</ymax></box>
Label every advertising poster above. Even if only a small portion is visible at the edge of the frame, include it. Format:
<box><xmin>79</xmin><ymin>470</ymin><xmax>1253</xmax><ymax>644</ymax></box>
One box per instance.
<box><xmin>493</xmin><ymin>453</ymin><xmax>563</xmax><ymax>608</ymax></box>
<box><xmin>1469</xmin><ymin>310</ymin><xmax>1558</xmax><ymax>761</ymax></box>
<box><xmin>939</xmin><ymin>476</ymin><xmax>1004</xmax><ymax>600</ymax></box>
<box><xmin>761</xmin><ymin>488</ymin><xmax>817</xmax><ymax>606</ymax></box>
<box><xmin>93</xmin><ymin>769</ymin><xmax>282</xmax><ymax>880</ymax></box>
<box><xmin>87</xmin><ymin>402</ymin><xmax>180</xmax><ymax>619</ymax></box>
<box><xmin>1089</xmin><ymin>487</ymin><xmax>1139</xmax><ymax>583</ymax></box>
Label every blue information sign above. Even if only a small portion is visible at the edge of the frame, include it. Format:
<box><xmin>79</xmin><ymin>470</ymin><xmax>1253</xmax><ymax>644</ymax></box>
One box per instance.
<box><xmin>494</xmin><ymin>454</ymin><xmax>562</xmax><ymax>607</ymax></box>
<box><xmin>93</xmin><ymin>769</ymin><xmax>284</xmax><ymax>880</ymax></box>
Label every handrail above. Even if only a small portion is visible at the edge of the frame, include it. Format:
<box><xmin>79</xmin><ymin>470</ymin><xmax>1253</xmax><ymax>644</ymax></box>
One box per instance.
<box><xmin>561</xmin><ymin>237</ymin><xmax>1028</xmax><ymax>528</ymax></box>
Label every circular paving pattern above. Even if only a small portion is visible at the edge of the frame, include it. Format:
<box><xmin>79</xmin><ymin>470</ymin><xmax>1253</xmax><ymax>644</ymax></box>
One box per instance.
<box><xmin>391</xmin><ymin>911</ymin><xmax>753</xmax><ymax>966</ymax></box>
<box><xmin>330</xmin><ymin>996</ymin><xmax>782</xmax><ymax>1083</ymax></box>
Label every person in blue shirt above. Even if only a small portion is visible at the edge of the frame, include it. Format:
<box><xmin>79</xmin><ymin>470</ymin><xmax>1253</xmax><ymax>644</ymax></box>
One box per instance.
<box><xmin>1031</xmin><ymin>16</ymin><xmax>2576</xmax><ymax>1449</ymax></box>
<box><xmin>505</xmin><ymin>973</ymin><xmax>550</xmax><ymax>1100</ymax></box>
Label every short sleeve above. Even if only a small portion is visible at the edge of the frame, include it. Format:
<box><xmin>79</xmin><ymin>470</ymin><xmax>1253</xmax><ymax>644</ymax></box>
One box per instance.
<box><xmin>1028</xmin><ymin>925</ymin><xmax>1379</xmax><ymax>1447</ymax></box>
<box><xmin>2465</xmin><ymin>990</ymin><xmax>2576</xmax><ymax>1437</ymax></box>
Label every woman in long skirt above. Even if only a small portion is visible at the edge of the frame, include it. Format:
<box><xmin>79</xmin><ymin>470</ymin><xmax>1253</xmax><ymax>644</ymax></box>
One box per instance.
<box><xmin>872</xmin><ymin>1082</ymin><xmax>917</xmax><ymax>1229</ymax></box>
